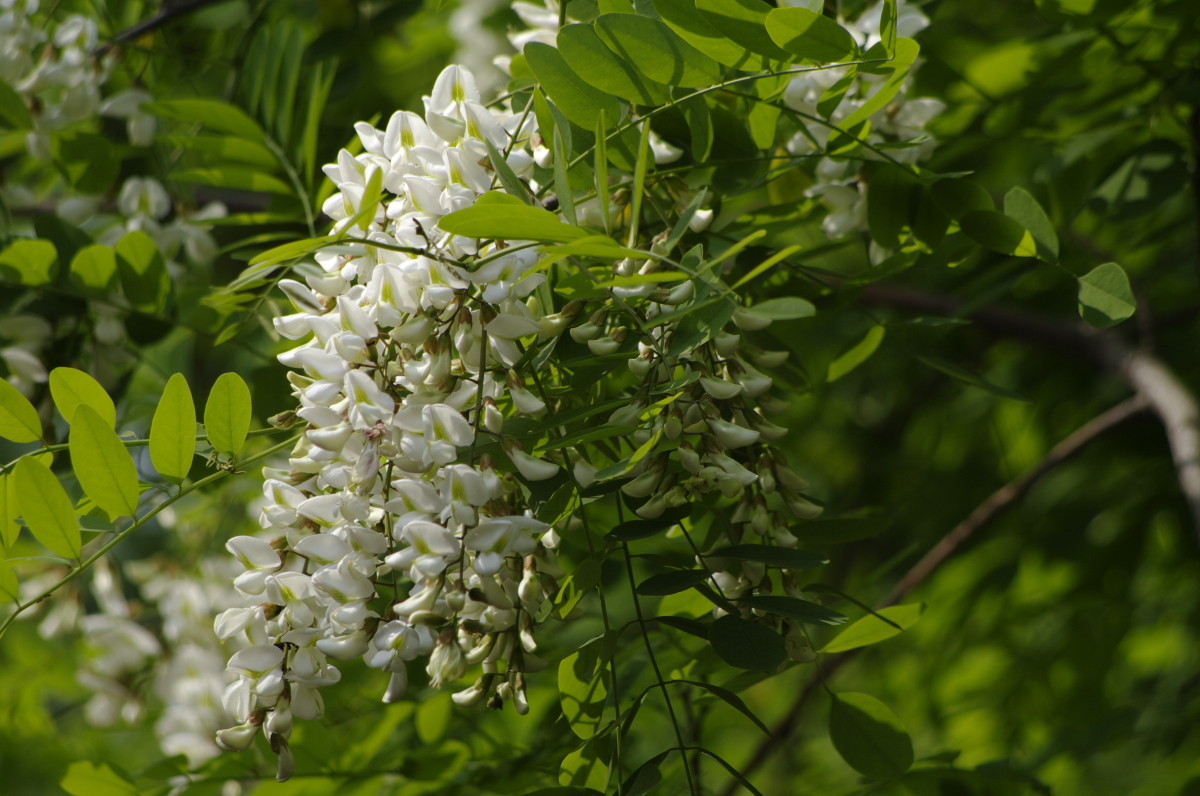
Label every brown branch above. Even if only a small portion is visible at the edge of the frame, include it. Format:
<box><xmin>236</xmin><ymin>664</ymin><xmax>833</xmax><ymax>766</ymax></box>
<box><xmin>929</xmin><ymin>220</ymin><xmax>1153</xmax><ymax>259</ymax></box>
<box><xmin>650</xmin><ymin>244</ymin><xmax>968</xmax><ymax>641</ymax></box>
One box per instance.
<box><xmin>859</xmin><ymin>283</ymin><xmax>1200</xmax><ymax>539</ymax></box>
<box><xmin>94</xmin><ymin>0</ymin><xmax>225</xmax><ymax>57</ymax></box>
<box><xmin>723</xmin><ymin>396</ymin><xmax>1149</xmax><ymax>794</ymax></box>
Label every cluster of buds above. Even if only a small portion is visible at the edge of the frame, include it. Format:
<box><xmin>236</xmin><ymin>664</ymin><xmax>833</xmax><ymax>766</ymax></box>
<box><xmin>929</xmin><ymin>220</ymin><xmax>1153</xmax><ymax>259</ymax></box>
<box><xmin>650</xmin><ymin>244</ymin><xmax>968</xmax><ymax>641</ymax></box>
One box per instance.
<box><xmin>215</xmin><ymin>66</ymin><xmax>567</xmax><ymax>779</ymax></box>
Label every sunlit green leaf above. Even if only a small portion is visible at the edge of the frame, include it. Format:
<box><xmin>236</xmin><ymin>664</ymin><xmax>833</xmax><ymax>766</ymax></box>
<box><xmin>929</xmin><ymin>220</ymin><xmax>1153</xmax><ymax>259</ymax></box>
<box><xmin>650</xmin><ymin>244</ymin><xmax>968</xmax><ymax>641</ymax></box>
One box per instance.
<box><xmin>655</xmin><ymin>0</ymin><xmax>765</xmax><ymax>69</ymax></box>
<box><xmin>69</xmin><ymin>406</ymin><xmax>139</xmax><ymax>520</ymax></box>
<box><xmin>0</xmin><ymin>378</ymin><xmax>42</xmax><ymax>443</ymax></box>
<box><xmin>1003</xmin><ymin>187</ymin><xmax>1058</xmax><ymax>263</ymax></box>
<box><xmin>148</xmin><ymin>99</ymin><xmax>266</xmax><ymax>141</ymax></box>
<box><xmin>0</xmin><ymin>561</ymin><xmax>17</xmax><ymax>603</ymax></box>
<box><xmin>696</xmin><ymin>0</ymin><xmax>793</xmax><ymax>60</ymax></box>
<box><xmin>558</xmin><ymin>643</ymin><xmax>611</xmax><ymax>740</ymax></box>
<box><xmin>0</xmin><ymin>473</ymin><xmax>19</xmax><ymax>549</ymax></box>
<box><xmin>558</xmin><ymin>23</ymin><xmax>670</xmax><ymax>106</ymax></box>
<box><xmin>827</xmin><ymin>325</ymin><xmax>886</xmax><ymax>383</ymax></box>
<box><xmin>822</xmin><ymin>603</ymin><xmax>924</xmax><ymax>653</ymax></box>
<box><xmin>13</xmin><ymin>457</ymin><xmax>80</xmax><ymax>559</ymax></box>
<box><xmin>61</xmin><ymin>761</ymin><xmax>141</xmax><ymax>796</ymax></box>
<box><xmin>49</xmin><ymin>367</ymin><xmax>116</xmax><ymax>428</ymax></box>
<box><xmin>204</xmin><ymin>372</ymin><xmax>253</xmax><ymax>457</ymax></box>
<box><xmin>441</xmin><ymin>191</ymin><xmax>590</xmax><ymax>243</ymax></box>
<box><xmin>150</xmin><ymin>373</ymin><xmax>197</xmax><ymax>482</ymax></box>
<box><xmin>68</xmin><ymin>244</ymin><xmax>117</xmax><ymax>294</ymax></box>
<box><xmin>525</xmin><ymin>42</ymin><xmax>626</xmax><ymax>130</ymax></box>
<box><xmin>0</xmin><ymin>238</ymin><xmax>58</xmax><ymax>286</ymax></box>
<box><xmin>594</xmin><ymin>14</ymin><xmax>722</xmax><ymax>88</ymax></box>
<box><xmin>766</xmin><ymin>7</ymin><xmax>859</xmax><ymax>62</ymax></box>
<box><xmin>744</xmin><ymin>296</ymin><xmax>815</xmax><ymax>321</ymax></box>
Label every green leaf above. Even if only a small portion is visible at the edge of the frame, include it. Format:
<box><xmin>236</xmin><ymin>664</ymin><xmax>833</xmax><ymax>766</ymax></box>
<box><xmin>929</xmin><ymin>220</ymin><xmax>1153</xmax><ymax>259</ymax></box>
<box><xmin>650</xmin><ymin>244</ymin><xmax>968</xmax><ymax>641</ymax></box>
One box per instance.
<box><xmin>766</xmin><ymin>7</ymin><xmax>859</xmax><ymax>62</ymax></box>
<box><xmin>594</xmin><ymin>14</ymin><xmax>722</xmax><ymax>88</ymax></box>
<box><xmin>606</xmin><ymin>508</ymin><xmax>690</xmax><ymax>541</ymax></box>
<box><xmin>558</xmin><ymin>643</ymin><xmax>611</xmax><ymax>740</ymax></box>
<box><xmin>484</xmin><ymin>136</ymin><xmax>534</xmax><ymax>205</ymax></box>
<box><xmin>741</xmin><ymin>594</ymin><xmax>849</xmax><ymax>625</ymax></box>
<box><xmin>116</xmin><ymin>230</ymin><xmax>170</xmax><ymax>313</ymax></box>
<box><xmin>822</xmin><ymin>603</ymin><xmax>924</xmax><ymax>653</ymax></box>
<box><xmin>817</xmin><ymin>67</ymin><xmax>859</xmax><ymax>118</ymax></box>
<box><xmin>959</xmin><ymin>210</ymin><xmax>1038</xmax><ymax>258</ymax></box>
<box><xmin>1003</xmin><ymin>187</ymin><xmax>1058</xmax><ymax>263</ymax></box>
<box><xmin>56</xmin><ymin>133</ymin><xmax>118</xmax><ymax>193</ymax></box>
<box><xmin>148</xmin><ymin>99</ymin><xmax>266</xmax><ymax>141</ymax></box>
<box><xmin>931</xmin><ymin>178</ymin><xmax>994</xmax><ymax>220</ymax></box>
<box><xmin>441</xmin><ymin>191</ymin><xmax>589</xmax><ymax>243</ymax></box>
<box><xmin>833</xmin><ymin>38</ymin><xmax>919</xmax><ymax>134</ymax></box>
<box><xmin>68</xmin><ymin>244</ymin><xmax>118</xmax><ymax>294</ymax></box>
<box><xmin>696</xmin><ymin>0</ymin><xmax>793</xmax><ymax>61</ymax></box>
<box><xmin>0</xmin><ymin>238</ymin><xmax>59</xmax><ymax>286</ymax></box>
<box><xmin>0</xmin><ymin>378</ymin><xmax>42</xmax><ymax>443</ymax></box>
<box><xmin>708</xmin><ymin>614</ymin><xmax>786</xmax><ymax>671</ymax></box>
<box><xmin>559</xmin><ymin>740</ymin><xmax>610</xmax><ymax>791</ymax></box>
<box><xmin>682</xmin><ymin>96</ymin><xmax>714</xmax><ymax>162</ymax></box>
<box><xmin>0</xmin><ymin>473</ymin><xmax>19</xmax><ymax>549</ymax></box>
<box><xmin>164</xmin><ymin>134</ymin><xmax>277</xmax><ymax>169</ymax></box>
<box><xmin>829</xmin><ymin>692</ymin><xmax>914</xmax><ymax>779</ymax></box>
<box><xmin>744</xmin><ymin>296</ymin><xmax>816</xmax><ymax>321</ymax></box>
<box><xmin>150</xmin><ymin>374</ymin><xmax>197</xmax><ymax>482</ymax></box>
<box><xmin>61</xmin><ymin>761</ymin><xmax>141</xmax><ymax>796</ymax></box>
<box><xmin>246</xmin><ymin>235</ymin><xmax>332</xmax><ymax>269</ymax></box>
<box><xmin>1077</xmin><ymin>262</ymin><xmax>1135</xmax><ymax>328</ymax></box>
<box><xmin>655</xmin><ymin>0</ymin><xmax>764</xmax><ymax>69</ymax></box>
<box><xmin>172</xmin><ymin>167</ymin><xmax>294</xmax><ymax>195</ymax></box>
<box><xmin>636</xmin><ymin>569</ymin><xmax>710</xmax><ymax>596</ymax></box>
<box><xmin>13</xmin><ymin>457</ymin><xmax>80</xmax><ymax>559</ymax></box>
<box><xmin>525</xmin><ymin>42</ymin><xmax>626</xmax><ymax>131</ymax></box>
<box><xmin>709</xmin><ymin>544</ymin><xmax>829</xmax><ymax>569</ymax></box>
<box><xmin>69</xmin><ymin>406</ymin><xmax>139</xmax><ymax>520</ymax></box>
<box><xmin>0</xmin><ymin>79</ymin><xmax>33</xmax><ymax>129</ymax></box>
<box><xmin>204</xmin><ymin>372</ymin><xmax>253</xmax><ymax>457</ymax></box>
<box><xmin>867</xmin><ymin>162</ymin><xmax>922</xmax><ymax>249</ymax></box>
<box><xmin>0</xmin><ymin>561</ymin><xmax>17</xmax><ymax>603</ymax></box>
<box><xmin>49</xmin><ymin>367</ymin><xmax>117</xmax><ymax>428</ymax></box>
<box><xmin>558</xmin><ymin>23</ymin><xmax>670</xmax><ymax>106</ymax></box>
<box><xmin>678</xmin><ymin>679</ymin><xmax>770</xmax><ymax>734</ymax></box>
<box><xmin>915</xmin><ymin>355</ymin><xmax>1030</xmax><ymax>402</ymax></box>
<box><xmin>798</xmin><ymin>517</ymin><xmax>891</xmax><ymax>544</ymax></box>
<box><xmin>827</xmin><ymin>325</ymin><xmax>886</xmax><ymax>383</ymax></box>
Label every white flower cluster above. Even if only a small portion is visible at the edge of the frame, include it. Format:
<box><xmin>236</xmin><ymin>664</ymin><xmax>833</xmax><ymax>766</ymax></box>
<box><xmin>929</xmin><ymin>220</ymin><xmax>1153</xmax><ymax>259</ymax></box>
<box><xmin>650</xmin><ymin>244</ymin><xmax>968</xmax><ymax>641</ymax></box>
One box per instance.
<box><xmin>215</xmin><ymin>65</ymin><xmax>566</xmax><ymax>780</ymax></box>
<box><xmin>782</xmin><ymin>0</ymin><xmax>945</xmax><ymax>240</ymax></box>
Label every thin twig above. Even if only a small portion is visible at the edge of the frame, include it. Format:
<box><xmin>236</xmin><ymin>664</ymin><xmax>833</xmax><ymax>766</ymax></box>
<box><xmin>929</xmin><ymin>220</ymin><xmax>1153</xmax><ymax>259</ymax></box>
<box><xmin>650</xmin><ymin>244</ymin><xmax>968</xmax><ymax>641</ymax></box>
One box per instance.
<box><xmin>94</xmin><ymin>0</ymin><xmax>225</xmax><ymax>57</ymax></box>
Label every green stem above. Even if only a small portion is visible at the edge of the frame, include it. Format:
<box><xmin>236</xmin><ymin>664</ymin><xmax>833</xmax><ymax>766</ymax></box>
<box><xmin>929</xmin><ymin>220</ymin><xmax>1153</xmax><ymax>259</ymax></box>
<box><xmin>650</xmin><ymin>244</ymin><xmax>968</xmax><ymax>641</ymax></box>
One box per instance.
<box><xmin>0</xmin><ymin>432</ymin><xmax>301</xmax><ymax>637</ymax></box>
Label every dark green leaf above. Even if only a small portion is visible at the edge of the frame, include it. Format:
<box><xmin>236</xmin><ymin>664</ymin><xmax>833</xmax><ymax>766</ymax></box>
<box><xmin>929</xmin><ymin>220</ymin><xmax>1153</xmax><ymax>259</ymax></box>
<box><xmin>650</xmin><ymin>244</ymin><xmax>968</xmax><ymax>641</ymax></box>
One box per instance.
<box><xmin>959</xmin><ymin>210</ymin><xmax>1038</xmax><ymax>257</ymax></box>
<box><xmin>931</xmin><ymin>178</ymin><xmax>994</xmax><ymax>219</ymax></box>
<box><xmin>867</xmin><ymin>162</ymin><xmax>921</xmax><ymax>249</ymax></box>
<box><xmin>915</xmin><ymin>355</ymin><xmax>1030</xmax><ymax>402</ymax></box>
<box><xmin>525</xmin><ymin>42</ymin><xmax>626</xmax><ymax>131</ymax></box>
<box><xmin>1077</xmin><ymin>262</ymin><xmax>1135</xmax><ymax>328</ymax></box>
<box><xmin>56</xmin><ymin>133</ymin><xmax>118</xmax><ymax>193</ymax></box>
<box><xmin>1003</xmin><ymin>187</ymin><xmax>1058</xmax><ymax>263</ymax></box>
<box><xmin>766</xmin><ymin>7</ymin><xmax>859</xmax><ymax>62</ymax></box>
<box><xmin>558</xmin><ymin>643</ymin><xmax>611</xmax><ymax>740</ymax></box>
<box><xmin>0</xmin><ymin>80</ymin><xmax>32</xmax><ymax>129</ymax></box>
<box><xmin>797</xmin><ymin>517</ymin><xmax>892</xmax><ymax>544</ymax></box>
<box><xmin>116</xmin><ymin>231</ymin><xmax>170</xmax><ymax>313</ymax></box>
<box><xmin>709</xmin><ymin>544</ymin><xmax>829</xmax><ymax>569</ymax></box>
<box><xmin>558</xmin><ymin>23</ymin><xmax>670</xmax><ymax>106</ymax></box>
<box><xmin>636</xmin><ymin>569</ymin><xmax>709</xmax><ymax>595</ymax></box>
<box><xmin>708</xmin><ymin>614</ymin><xmax>786</xmax><ymax>671</ymax></box>
<box><xmin>607</xmin><ymin>507</ymin><xmax>690</xmax><ymax>541</ymax></box>
<box><xmin>594</xmin><ymin>14</ymin><xmax>721</xmax><ymax>88</ymax></box>
<box><xmin>678</xmin><ymin>679</ymin><xmax>770</xmax><ymax>734</ymax></box>
<box><xmin>741</xmin><ymin>594</ymin><xmax>848</xmax><ymax>625</ymax></box>
<box><xmin>655</xmin><ymin>615</ymin><xmax>710</xmax><ymax>639</ymax></box>
<box><xmin>829</xmin><ymin>692</ymin><xmax>914</xmax><ymax>779</ymax></box>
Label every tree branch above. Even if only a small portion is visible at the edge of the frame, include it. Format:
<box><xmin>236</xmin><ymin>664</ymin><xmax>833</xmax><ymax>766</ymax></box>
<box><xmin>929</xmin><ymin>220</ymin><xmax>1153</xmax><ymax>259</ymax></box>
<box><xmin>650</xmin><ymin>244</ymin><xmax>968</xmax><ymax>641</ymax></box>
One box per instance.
<box><xmin>860</xmin><ymin>283</ymin><xmax>1200</xmax><ymax>540</ymax></box>
<box><xmin>722</xmin><ymin>396</ymin><xmax>1149</xmax><ymax>794</ymax></box>
<box><xmin>94</xmin><ymin>0</ymin><xmax>226</xmax><ymax>57</ymax></box>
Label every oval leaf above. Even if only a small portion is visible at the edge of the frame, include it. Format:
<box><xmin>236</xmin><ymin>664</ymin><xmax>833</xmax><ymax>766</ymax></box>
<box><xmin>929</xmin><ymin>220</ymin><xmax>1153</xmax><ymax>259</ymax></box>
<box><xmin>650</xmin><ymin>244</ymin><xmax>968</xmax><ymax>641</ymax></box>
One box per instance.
<box><xmin>441</xmin><ymin>192</ymin><xmax>590</xmax><ymax>244</ymax></box>
<box><xmin>745</xmin><ymin>297</ymin><xmax>816</xmax><ymax>321</ymax></box>
<box><xmin>49</xmin><ymin>367</ymin><xmax>117</xmax><ymax>428</ymax></box>
<box><xmin>0</xmin><ymin>561</ymin><xmax>18</xmax><ymax>603</ymax></box>
<box><xmin>13</xmin><ymin>456</ymin><xmax>81</xmax><ymax>559</ymax></box>
<box><xmin>708</xmin><ymin>614</ymin><xmax>786</xmax><ymax>671</ymax></box>
<box><xmin>766</xmin><ymin>7</ymin><xmax>858</xmax><ymax>62</ymax></box>
<box><xmin>636</xmin><ymin>569</ymin><xmax>710</xmax><ymax>596</ymax></box>
<box><xmin>150</xmin><ymin>373</ymin><xmax>197</xmax><ymax>482</ymax></box>
<box><xmin>960</xmin><ymin>210</ymin><xmax>1038</xmax><ymax>258</ymax></box>
<box><xmin>0</xmin><ymin>378</ymin><xmax>42</xmax><ymax>443</ymax></box>
<box><xmin>829</xmin><ymin>692</ymin><xmax>914</xmax><ymax>779</ymax></box>
<box><xmin>524</xmin><ymin>41</ymin><xmax>626</xmax><ymax>131</ymax></box>
<box><xmin>709</xmin><ymin>544</ymin><xmax>829</xmax><ymax>569</ymax></box>
<box><xmin>827</xmin><ymin>325</ymin><xmax>886</xmax><ymax>383</ymax></box>
<box><xmin>696</xmin><ymin>0</ymin><xmax>793</xmax><ymax>61</ymax></box>
<box><xmin>69</xmin><ymin>405</ymin><xmax>139</xmax><ymax>520</ymax></box>
<box><xmin>741</xmin><ymin>594</ymin><xmax>848</xmax><ymax>625</ymax></box>
<box><xmin>204</xmin><ymin>372</ymin><xmax>253</xmax><ymax>457</ymax></box>
<box><xmin>594</xmin><ymin>14</ymin><xmax>722</xmax><ymax>88</ymax></box>
<box><xmin>821</xmin><ymin>603</ymin><xmax>924</xmax><ymax>653</ymax></box>
<box><xmin>1003</xmin><ymin>187</ymin><xmax>1058</xmax><ymax>263</ymax></box>
<box><xmin>558</xmin><ymin>647</ymin><xmax>610</xmax><ymax>740</ymax></box>
<box><xmin>1077</xmin><ymin>262</ymin><xmax>1135</xmax><ymax>328</ymax></box>
<box><xmin>558</xmin><ymin>24</ymin><xmax>670</xmax><ymax>106</ymax></box>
